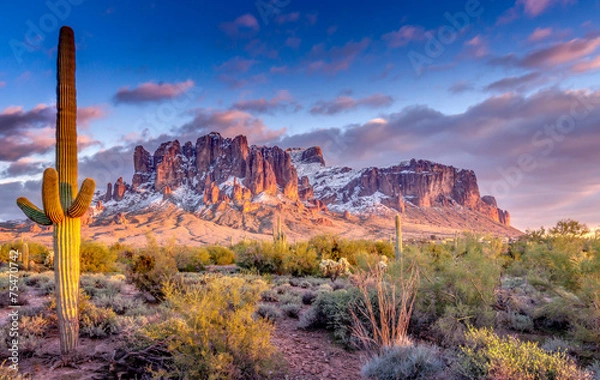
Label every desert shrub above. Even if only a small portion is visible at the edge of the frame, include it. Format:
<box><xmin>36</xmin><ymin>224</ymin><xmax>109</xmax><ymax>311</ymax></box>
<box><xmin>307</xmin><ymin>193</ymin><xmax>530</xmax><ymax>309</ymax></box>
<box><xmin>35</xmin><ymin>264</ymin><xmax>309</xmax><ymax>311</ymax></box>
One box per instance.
<box><xmin>281</xmin><ymin>303</ymin><xmax>301</xmax><ymax>319</ymax></box>
<box><xmin>455</xmin><ymin>327</ymin><xmax>590</xmax><ymax>379</ymax></box>
<box><xmin>0</xmin><ymin>362</ymin><xmax>28</xmax><ymax>379</ymax></box>
<box><xmin>0</xmin><ymin>314</ymin><xmax>49</xmax><ymax>358</ymax></box>
<box><xmin>79</xmin><ymin>294</ymin><xmax>121</xmax><ymax>338</ymax></box>
<box><xmin>300</xmin><ymin>287</ymin><xmax>361</xmax><ymax>346</ymax></box>
<box><xmin>174</xmin><ymin>246</ymin><xmax>211</xmax><ymax>272</ymax></box>
<box><xmin>282</xmin><ymin>242</ymin><xmax>319</xmax><ymax>276</ymax></box>
<box><xmin>362</xmin><ymin>343</ymin><xmax>446</xmax><ymax>380</ymax></box>
<box><xmin>80</xmin><ymin>273</ymin><xmax>124</xmax><ymax>298</ymax></box>
<box><xmin>236</xmin><ymin>241</ymin><xmax>287</xmax><ymax>273</ymax></box>
<box><xmin>508</xmin><ymin>312</ymin><xmax>535</xmax><ymax>333</ymax></box>
<box><xmin>126</xmin><ymin>248</ymin><xmax>179</xmax><ymax>299</ymax></box>
<box><xmin>80</xmin><ymin>240</ymin><xmax>118</xmax><ymax>273</ymax></box>
<box><xmin>92</xmin><ymin>293</ymin><xmax>151</xmax><ymax>316</ymax></box>
<box><xmin>0</xmin><ymin>240</ymin><xmax>50</xmax><ymax>265</ymax></box>
<box><xmin>278</xmin><ymin>292</ymin><xmax>301</xmax><ymax>306</ymax></box>
<box><xmin>207</xmin><ymin>245</ymin><xmax>235</xmax><ymax>265</ymax></box>
<box><xmin>260</xmin><ymin>289</ymin><xmax>279</xmax><ymax>302</ymax></box>
<box><xmin>124</xmin><ymin>276</ymin><xmax>280</xmax><ymax>379</ymax></box>
<box><xmin>319</xmin><ymin>258</ymin><xmax>350</xmax><ymax>283</ymax></box>
<box><xmin>350</xmin><ymin>261</ymin><xmax>419</xmax><ymax>355</ymax></box>
<box><xmin>24</xmin><ymin>271</ymin><xmax>53</xmax><ymax>288</ymax></box>
<box><xmin>542</xmin><ymin>337</ymin><xmax>573</xmax><ymax>354</ymax></box>
<box><xmin>415</xmin><ymin>240</ymin><xmax>501</xmax><ymax>340</ymax></box>
<box><xmin>255</xmin><ymin>303</ymin><xmax>282</xmax><ymax>322</ymax></box>
<box><xmin>302</xmin><ymin>291</ymin><xmax>317</xmax><ymax>305</ymax></box>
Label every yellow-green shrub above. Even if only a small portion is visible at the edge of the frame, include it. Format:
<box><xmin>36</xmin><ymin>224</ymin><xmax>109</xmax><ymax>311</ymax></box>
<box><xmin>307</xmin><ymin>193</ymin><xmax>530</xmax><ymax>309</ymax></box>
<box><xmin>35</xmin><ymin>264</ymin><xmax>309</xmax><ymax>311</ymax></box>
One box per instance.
<box><xmin>80</xmin><ymin>240</ymin><xmax>118</xmax><ymax>273</ymax></box>
<box><xmin>130</xmin><ymin>276</ymin><xmax>280</xmax><ymax>379</ymax></box>
<box><xmin>457</xmin><ymin>327</ymin><xmax>591</xmax><ymax>379</ymax></box>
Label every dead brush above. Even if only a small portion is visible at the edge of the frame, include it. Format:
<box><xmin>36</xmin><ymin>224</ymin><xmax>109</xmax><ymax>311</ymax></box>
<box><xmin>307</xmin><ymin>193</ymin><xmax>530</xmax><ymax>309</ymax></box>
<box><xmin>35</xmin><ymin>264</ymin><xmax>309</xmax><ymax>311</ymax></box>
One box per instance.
<box><xmin>349</xmin><ymin>260</ymin><xmax>420</xmax><ymax>357</ymax></box>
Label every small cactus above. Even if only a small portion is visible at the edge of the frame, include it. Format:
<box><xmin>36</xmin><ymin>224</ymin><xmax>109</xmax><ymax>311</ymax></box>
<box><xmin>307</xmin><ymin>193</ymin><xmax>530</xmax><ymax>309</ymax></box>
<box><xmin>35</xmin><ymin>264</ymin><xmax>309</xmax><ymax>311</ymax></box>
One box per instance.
<box><xmin>15</xmin><ymin>26</ymin><xmax>95</xmax><ymax>359</ymax></box>
<box><xmin>21</xmin><ymin>242</ymin><xmax>30</xmax><ymax>271</ymax></box>
<box><xmin>273</xmin><ymin>215</ymin><xmax>286</xmax><ymax>247</ymax></box>
<box><xmin>395</xmin><ymin>214</ymin><xmax>403</xmax><ymax>261</ymax></box>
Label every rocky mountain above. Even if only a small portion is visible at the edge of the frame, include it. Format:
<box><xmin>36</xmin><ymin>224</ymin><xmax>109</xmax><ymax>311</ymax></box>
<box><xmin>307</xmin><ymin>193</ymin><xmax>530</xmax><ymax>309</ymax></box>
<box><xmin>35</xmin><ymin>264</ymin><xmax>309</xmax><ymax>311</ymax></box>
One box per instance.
<box><xmin>93</xmin><ymin>132</ymin><xmax>512</xmax><ymax>234</ymax></box>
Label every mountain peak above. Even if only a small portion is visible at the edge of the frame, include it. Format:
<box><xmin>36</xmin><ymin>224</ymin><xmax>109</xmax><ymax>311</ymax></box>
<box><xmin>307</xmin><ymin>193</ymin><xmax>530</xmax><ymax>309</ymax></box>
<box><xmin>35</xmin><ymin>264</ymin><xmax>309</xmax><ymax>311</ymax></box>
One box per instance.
<box><xmin>96</xmin><ymin>132</ymin><xmax>512</xmax><ymax>232</ymax></box>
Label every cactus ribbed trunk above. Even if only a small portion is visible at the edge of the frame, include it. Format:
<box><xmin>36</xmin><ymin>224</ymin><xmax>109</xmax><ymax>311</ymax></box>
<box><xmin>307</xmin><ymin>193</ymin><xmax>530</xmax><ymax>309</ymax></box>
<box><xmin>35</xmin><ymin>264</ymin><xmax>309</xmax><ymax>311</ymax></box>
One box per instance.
<box><xmin>55</xmin><ymin>26</ymin><xmax>80</xmax><ymax>357</ymax></box>
<box><xmin>16</xmin><ymin>26</ymin><xmax>95</xmax><ymax>360</ymax></box>
<box><xmin>395</xmin><ymin>214</ymin><xmax>402</xmax><ymax>261</ymax></box>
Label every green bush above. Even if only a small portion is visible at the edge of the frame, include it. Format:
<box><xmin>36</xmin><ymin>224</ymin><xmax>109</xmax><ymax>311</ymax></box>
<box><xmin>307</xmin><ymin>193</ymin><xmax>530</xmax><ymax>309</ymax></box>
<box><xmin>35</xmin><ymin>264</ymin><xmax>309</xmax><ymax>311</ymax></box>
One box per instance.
<box><xmin>207</xmin><ymin>245</ymin><xmax>236</xmax><ymax>265</ymax></box>
<box><xmin>0</xmin><ymin>240</ymin><xmax>50</xmax><ymax>265</ymax></box>
<box><xmin>236</xmin><ymin>241</ymin><xmax>287</xmax><ymax>273</ymax></box>
<box><xmin>362</xmin><ymin>343</ymin><xmax>446</xmax><ymax>380</ymax></box>
<box><xmin>126</xmin><ymin>248</ymin><xmax>179</xmax><ymax>299</ymax></box>
<box><xmin>456</xmin><ymin>327</ymin><xmax>591</xmax><ymax>379</ymax></box>
<box><xmin>174</xmin><ymin>246</ymin><xmax>210</xmax><ymax>272</ymax></box>
<box><xmin>281</xmin><ymin>303</ymin><xmax>301</xmax><ymax>318</ymax></box>
<box><xmin>80</xmin><ymin>240</ymin><xmax>118</xmax><ymax>273</ymax></box>
<box><xmin>255</xmin><ymin>303</ymin><xmax>282</xmax><ymax>322</ymax></box>
<box><xmin>126</xmin><ymin>276</ymin><xmax>281</xmax><ymax>379</ymax></box>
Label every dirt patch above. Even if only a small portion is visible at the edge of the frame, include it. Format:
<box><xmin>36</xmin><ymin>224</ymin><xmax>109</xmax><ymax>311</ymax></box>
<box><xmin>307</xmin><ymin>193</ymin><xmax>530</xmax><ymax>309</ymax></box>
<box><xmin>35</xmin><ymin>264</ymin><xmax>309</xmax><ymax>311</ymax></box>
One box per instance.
<box><xmin>271</xmin><ymin>312</ymin><xmax>365</xmax><ymax>380</ymax></box>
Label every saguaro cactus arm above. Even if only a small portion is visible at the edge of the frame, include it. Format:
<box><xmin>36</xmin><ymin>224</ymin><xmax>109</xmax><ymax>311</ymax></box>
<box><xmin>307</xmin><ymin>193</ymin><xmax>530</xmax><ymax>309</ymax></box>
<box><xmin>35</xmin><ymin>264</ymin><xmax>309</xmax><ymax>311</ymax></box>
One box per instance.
<box><xmin>68</xmin><ymin>178</ymin><xmax>96</xmax><ymax>218</ymax></box>
<box><xmin>42</xmin><ymin>168</ymin><xmax>65</xmax><ymax>224</ymax></box>
<box><xmin>16</xmin><ymin>197</ymin><xmax>53</xmax><ymax>225</ymax></box>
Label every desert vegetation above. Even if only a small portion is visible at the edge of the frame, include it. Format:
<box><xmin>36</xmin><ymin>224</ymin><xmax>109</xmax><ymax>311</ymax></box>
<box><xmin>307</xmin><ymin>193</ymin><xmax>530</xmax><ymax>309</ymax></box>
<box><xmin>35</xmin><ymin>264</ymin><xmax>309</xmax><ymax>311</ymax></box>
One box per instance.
<box><xmin>0</xmin><ymin>219</ymin><xmax>599</xmax><ymax>378</ymax></box>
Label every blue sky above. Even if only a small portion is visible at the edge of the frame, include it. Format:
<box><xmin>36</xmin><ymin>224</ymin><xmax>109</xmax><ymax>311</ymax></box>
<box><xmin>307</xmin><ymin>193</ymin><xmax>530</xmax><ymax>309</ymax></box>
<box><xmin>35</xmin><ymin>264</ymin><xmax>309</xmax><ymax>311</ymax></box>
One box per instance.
<box><xmin>1</xmin><ymin>0</ymin><xmax>599</xmax><ymax>231</ymax></box>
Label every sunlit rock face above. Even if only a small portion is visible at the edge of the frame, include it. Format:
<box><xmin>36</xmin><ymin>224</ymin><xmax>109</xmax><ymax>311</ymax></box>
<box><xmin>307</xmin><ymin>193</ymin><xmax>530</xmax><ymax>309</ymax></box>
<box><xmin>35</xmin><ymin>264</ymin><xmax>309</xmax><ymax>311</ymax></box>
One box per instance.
<box><xmin>102</xmin><ymin>132</ymin><xmax>511</xmax><ymax>227</ymax></box>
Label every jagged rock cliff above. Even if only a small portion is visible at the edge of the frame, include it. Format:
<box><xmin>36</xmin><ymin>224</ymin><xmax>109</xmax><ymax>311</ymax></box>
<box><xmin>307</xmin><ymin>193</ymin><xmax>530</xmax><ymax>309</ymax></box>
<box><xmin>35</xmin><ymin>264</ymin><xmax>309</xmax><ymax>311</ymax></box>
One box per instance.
<box><xmin>99</xmin><ymin>132</ymin><xmax>511</xmax><ymax>227</ymax></box>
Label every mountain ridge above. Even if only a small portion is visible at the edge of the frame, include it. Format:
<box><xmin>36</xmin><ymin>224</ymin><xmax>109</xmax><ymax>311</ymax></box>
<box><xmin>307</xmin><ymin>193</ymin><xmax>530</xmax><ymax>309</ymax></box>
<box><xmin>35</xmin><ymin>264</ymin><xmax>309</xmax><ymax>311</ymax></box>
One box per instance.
<box><xmin>92</xmin><ymin>132</ymin><xmax>513</xmax><ymax>232</ymax></box>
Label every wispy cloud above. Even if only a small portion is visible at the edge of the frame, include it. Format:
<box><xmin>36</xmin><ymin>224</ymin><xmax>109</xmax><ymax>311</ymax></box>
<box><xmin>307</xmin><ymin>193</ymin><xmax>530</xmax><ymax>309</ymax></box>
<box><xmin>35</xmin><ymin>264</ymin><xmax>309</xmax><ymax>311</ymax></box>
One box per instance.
<box><xmin>178</xmin><ymin>108</ymin><xmax>285</xmax><ymax>144</ymax></box>
<box><xmin>572</xmin><ymin>55</ymin><xmax>600</xmax><ymax>73</ymax></box>
<box><xmin>305</xmin><ymin>38</ymin><xmax>371</xmax><ymax>74</ymax></box>
<box><xmin>528</xmin><ymin>27</ymin><xmax>553</xmax><ymax>42</ymax></box>
<box><xmin>113</xmin><ymin>80</ymin><xmax>194</xmax><ymax>104</ymax></box>
<box><xmin>490</xmin><ymin>36</ymin><xmax>600</xmax><ymax>69</ymax></box>
<box><xmin>517</xmin><ymin>0</ymin><xmax>576</xmax><ymax>17</ymax></box>
<box><xmin>448</xmin><ymin>81</ymin><xmax>475</xmax><ymax>94</ymax></box>
<box><xmin>381</xmin><ymin>25</ymin><xmax>426</xmax><ymax>48</ymax></box>
<box><xmin>310</xmin><ymin>93</ymin><xmax>393</xmax><ymax>115</ymax></box>
<box><xmin>231</xmin><ymin>90</ymin><xmax>301</xmax><ymax>114</ymax></box>
<box><xmin>219</xmin><ymin>14</ymin><xmax>259</xmax><ymax>39</ymax></box>
<box><xmin>484</xmin><ymin>72</ymin><xmax>544</xmax><ymax>93</ymax></box>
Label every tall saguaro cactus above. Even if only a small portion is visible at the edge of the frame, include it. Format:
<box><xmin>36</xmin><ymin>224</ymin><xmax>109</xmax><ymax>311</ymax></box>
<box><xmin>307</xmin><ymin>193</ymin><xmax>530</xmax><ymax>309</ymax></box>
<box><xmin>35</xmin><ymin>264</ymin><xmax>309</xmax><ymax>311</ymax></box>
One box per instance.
<box><xmin>395</xmin><ymin>214</ymin><xmax>403</xmax><ymax>261</ymax></box>
<box><xmin>16</xmin><ymin>26</ymin><xmax>95</xmax><ymax>358</ymax></box>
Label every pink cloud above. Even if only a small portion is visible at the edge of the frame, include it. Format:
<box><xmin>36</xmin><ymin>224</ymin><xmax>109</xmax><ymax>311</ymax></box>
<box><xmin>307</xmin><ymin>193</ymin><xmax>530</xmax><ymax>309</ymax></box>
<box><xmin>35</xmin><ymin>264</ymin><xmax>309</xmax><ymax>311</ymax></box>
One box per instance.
<box><xmin>517</xmin><ymin>0</ymin><xmax>576</xmax><ymax>17</ymax></box>
<box><xmin>219</xmin><ymin>14</ymin><xmax>259</xmax><ymax>39</ymax></box>
<box><xmin>528</xmin><ymin>27</ymin><xmax>553</xmax><ymax>42</ymax></box>
<box><xmin>114</xmin><ymin>80</ymin><xmax>194</xmax><ymax>104</ymax></box>
<box><xmin>522</xmin><ymin>36</ymin><xmax>600</xmax><ymax>67</ymax></box>
<box><xmin>0</xmin><ymin>82</ymin><xmax>6</xmax><ymax>88</ymax></box>
<box><xmin>179</xmin><ymin>108</ymin><xmax>285</xmax><ymax>144</ymax></box>
<box><xmin>572</xmin><ymin>55</ymin><xmax>600</xmax><ymax>73</ymax></box>
<box><xmin>78</xmin><ymin>105</ymin><xmax>107</xmax><ymax>127</ymax></box>
<box><xmin>496</xmin><ymin>7</ymin><xmax>520</xmax><ymax>25</ymax></box>
<box><xmin>306</xmin><ymin>38</ymin><xmax>371</xmax><ymax>75</ymax></box>
<box><xmin>232</xmin><ymin>90</ymin><xmax>301</xmax><ymax>114</ymax></box>
<box><xmin>381</xmin><ymin>25</ymin><xmax>426</xmax><ymax>48</ymax></box>
<box><xmin>216</xmin><ymin>57</ymin><xmax>257</xmax><ymax>73</ymax></box>
<box><xmin>310</xmin><ymin>93</ymin><xmax>393</xmax><ymax>115</ymax></box>
<box><xmin>464</xmin><ymin>35</ymin><xmax>489</xmax><ymax>58</ymax></box>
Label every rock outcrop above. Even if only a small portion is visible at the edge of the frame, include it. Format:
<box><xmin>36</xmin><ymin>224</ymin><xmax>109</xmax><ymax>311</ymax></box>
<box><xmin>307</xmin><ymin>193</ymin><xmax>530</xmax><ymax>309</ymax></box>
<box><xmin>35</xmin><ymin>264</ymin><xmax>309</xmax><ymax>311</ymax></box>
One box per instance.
<box><xmin>100</xmin><ymin>132</ymin><xmax>511</xmax><ymax>227</ymax></box>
